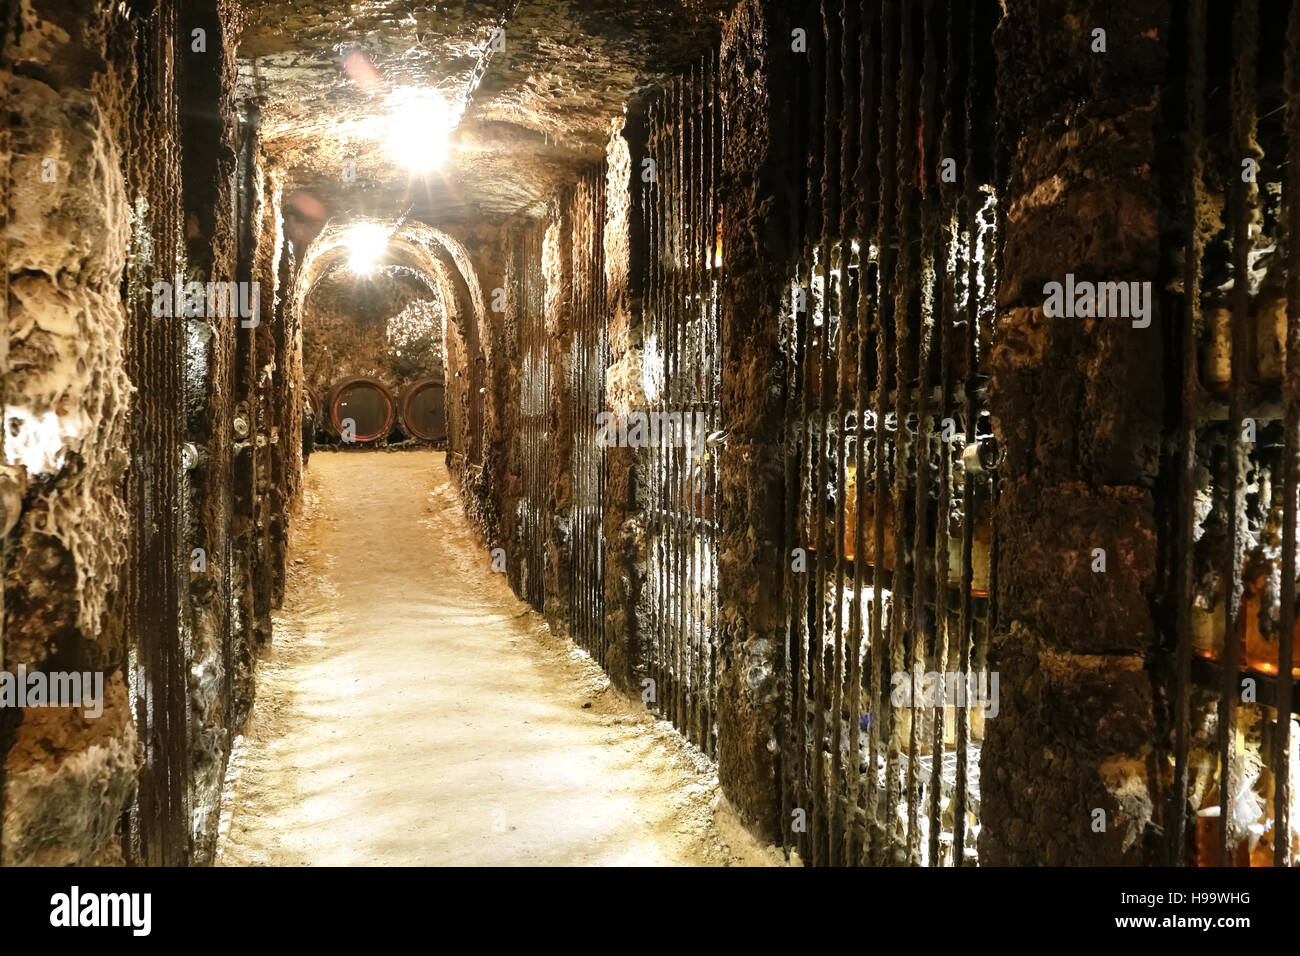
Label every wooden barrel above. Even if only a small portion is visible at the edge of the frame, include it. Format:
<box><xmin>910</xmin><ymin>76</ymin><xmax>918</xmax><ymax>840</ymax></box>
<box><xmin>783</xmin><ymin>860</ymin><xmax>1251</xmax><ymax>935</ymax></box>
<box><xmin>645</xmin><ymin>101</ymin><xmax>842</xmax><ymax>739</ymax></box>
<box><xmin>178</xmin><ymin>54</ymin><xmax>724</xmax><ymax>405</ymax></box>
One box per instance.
<box><xmin>397</xmin><ymin>377</ymin><xmax>447</xmax><ymax>442</ymax></box>
<box><xmin>326</xmin><ymin>377</ymin><xmax>394</xmax><ymax>443</ymax></box>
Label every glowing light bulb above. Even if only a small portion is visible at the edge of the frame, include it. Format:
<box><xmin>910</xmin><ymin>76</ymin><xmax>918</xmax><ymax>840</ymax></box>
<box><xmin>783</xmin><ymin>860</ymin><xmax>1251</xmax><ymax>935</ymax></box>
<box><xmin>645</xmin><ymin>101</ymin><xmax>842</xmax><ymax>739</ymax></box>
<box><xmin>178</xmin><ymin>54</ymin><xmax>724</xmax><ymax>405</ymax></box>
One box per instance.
<box><xmin>385</xmin><ymin>93</ymin><xmax>452</xmax><ymax>172</ymax></box>
<box><xmin>347</xmin><ymin>222</ymin><xmax>390</xmax><ymax>274</ymax></box>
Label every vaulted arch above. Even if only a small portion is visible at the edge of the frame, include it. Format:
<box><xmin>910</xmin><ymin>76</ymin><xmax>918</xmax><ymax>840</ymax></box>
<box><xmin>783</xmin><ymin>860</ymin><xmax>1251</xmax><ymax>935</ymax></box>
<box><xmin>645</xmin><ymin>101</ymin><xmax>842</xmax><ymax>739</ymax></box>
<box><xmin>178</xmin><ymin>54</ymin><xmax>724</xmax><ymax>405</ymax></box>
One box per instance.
<box><xmin>293</xmin><ymin>218</ymin><xmax>489</xmax><ymax>465</ymax></box>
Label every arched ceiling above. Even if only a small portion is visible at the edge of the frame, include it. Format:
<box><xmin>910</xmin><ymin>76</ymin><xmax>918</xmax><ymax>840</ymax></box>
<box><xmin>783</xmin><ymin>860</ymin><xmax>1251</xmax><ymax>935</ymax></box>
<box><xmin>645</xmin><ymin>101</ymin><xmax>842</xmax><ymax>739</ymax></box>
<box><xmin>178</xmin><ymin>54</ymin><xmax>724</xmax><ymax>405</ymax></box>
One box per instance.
<box><xmin>236</xmin><ymin>0</ymin><xmax>735</xmax><ymax>226</ymax></box>
<box><xmin>303</xmin><ymin>265</ymin><xmax>439</xmax><ymax>324</ymax></box>
<box><xmin>294</xmin><ymin>218</ymin><xmax>486</xmax><ymax>334</ymax></box>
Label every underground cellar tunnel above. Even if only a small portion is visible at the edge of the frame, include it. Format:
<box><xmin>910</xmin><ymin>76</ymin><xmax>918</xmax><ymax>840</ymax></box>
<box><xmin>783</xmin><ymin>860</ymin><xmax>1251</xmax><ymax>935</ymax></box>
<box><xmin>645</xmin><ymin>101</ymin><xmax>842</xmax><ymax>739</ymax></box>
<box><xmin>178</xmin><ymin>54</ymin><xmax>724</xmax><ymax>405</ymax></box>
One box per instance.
<box><xmin>1</xmin><ymin>0</ymin><xmax>1299</xmax><ymax>885</ymax></box>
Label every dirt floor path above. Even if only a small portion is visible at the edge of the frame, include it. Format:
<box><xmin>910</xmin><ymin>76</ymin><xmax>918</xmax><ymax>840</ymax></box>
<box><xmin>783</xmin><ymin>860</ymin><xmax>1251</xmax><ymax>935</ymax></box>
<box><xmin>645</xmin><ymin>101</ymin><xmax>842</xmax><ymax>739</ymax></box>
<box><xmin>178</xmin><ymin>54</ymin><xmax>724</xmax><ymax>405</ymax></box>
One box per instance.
<box><xmin>216</xmin><ymin>449</ymin><xmax>782</xmax><ymax>866</ymax></box>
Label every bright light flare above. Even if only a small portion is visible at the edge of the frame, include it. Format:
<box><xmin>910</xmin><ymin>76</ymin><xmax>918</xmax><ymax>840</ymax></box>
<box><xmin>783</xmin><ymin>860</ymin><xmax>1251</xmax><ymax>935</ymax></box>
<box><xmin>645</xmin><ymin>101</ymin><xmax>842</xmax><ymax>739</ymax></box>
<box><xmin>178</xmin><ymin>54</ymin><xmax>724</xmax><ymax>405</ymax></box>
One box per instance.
<box><xmin>385</xmin><ymin>92</ymin><xmax>454</xmax><ymax>172</ymax></box>
<box><xmin>347</xmin><ymin>222</ymin><xmax>390</xmax><ymax>274</ymax></box>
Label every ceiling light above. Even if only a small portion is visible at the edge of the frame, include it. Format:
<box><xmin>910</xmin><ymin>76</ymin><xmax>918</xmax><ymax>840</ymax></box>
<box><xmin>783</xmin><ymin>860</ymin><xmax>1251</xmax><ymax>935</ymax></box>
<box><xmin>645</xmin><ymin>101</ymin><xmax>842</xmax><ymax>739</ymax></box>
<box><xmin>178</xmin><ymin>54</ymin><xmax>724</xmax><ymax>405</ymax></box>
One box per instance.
<box><xmin>385</xmin><ymin>92</ymin><xmax>453</xmax><ymax>172</ymax></box>
<box><xmin>347</xmin><ymin>222</ymin><xmax>390</xmax><ymax>274</ymax></box>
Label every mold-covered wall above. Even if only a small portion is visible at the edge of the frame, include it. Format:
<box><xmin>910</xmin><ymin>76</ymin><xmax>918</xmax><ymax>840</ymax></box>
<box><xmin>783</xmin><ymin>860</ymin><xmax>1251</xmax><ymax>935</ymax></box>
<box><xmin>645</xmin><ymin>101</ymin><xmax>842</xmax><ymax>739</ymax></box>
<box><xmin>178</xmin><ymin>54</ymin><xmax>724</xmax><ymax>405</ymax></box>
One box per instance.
<box><xmin>1</xmin><ymin>0</ymin><xmax>139</xmax><ymax>866</ymax></box>
<box><xmin>180</xmin><ymin>0</ymin><xmax>245</xmax><ymax>866</ymax></box>
<box><xmin>2</xmin><ymin>0</ymin><xmax>303</xmax><ymax>866</ymax></box>
<box><xmin>712</xmin><ymin>0</ymin><xmax>795</xmax><ymax>840</ymax></box>
<box><xmin>461</xmin><ymin>224</ymin><xmax>509</xmax><ymax>538</ymax></box>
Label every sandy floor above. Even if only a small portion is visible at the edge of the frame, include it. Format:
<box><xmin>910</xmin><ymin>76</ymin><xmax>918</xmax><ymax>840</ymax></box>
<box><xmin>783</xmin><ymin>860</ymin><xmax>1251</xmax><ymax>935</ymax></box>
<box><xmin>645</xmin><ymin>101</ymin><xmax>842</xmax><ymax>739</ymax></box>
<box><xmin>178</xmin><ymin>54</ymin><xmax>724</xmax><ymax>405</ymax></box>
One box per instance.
<box><xmin>215</xmin><ymin>449</ymin><xmax>783</xmax><ymax>866</ymax></box>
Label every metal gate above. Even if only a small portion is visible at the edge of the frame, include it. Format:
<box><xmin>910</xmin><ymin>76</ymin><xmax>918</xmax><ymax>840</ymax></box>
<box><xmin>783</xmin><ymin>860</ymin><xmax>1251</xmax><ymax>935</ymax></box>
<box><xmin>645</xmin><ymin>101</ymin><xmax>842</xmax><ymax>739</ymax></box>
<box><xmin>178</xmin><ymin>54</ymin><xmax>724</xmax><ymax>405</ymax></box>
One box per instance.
<box><xmin>778</xmin><ymin>0</ymin><xmax>1003</xmax><ymax>867</ymax></box>
<box><xmin>1165</xmin><ymin>0</ymin><xmax>1299</xmax><ymax>867</ymax></box>
<box><xmin>640</xmin><ymin>54</ymin><xmax>724</xmax><ymax>757</ymax></box>
<box><xmin>569</xmin><ymin>170</ymin><xmax>609</xmax><ymax>664</ymax></box>
<box><xmin>516</xmin><ymin>224</ymin><xmax>549</xmax><ymax>611</ymax></box>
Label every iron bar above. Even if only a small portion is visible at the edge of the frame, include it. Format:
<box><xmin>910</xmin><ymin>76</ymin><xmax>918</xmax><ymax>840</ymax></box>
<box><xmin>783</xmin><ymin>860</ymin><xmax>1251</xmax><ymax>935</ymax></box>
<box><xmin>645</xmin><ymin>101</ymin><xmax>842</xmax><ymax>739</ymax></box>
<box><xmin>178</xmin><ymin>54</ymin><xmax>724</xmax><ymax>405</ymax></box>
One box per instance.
<box><xmin>1218</xmin><ymin>0</ymin><xmax>1258</xmax><ymax>867</ymax></box>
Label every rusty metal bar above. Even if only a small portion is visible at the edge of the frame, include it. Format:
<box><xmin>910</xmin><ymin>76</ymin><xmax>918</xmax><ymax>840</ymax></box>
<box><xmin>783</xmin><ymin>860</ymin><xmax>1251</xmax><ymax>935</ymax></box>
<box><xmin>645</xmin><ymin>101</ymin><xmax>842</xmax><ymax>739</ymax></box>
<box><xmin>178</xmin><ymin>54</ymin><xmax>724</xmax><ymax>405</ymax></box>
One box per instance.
<box><xmin>664</xmin><ymin>78</ymin><xmax>675</xmax><ymax>732</ymax></box>
<box><xmin>805</xmin><ymin>0</ymin><xmax>838</xmax><ymax>868</ymax></box>
<box><xmin>969</xmin><ymin>1</ymin><xmax>1000</xmax><ymax>865</ymax></box>
<box><xmin>691</xmin><ymin>58</ymin><xmax>705</xmax><ymax>751</ymax></box>
<box><xmin>1219</xmin><ymin>0</ymin><xmax>1258</xmax><ymax>867</ymax></box>
<box><xmin>539</xmin><ymin>224</ymin><xmax>549</xmax><ymax>612</ymax></box>
<box><xmin>695</xmin><ymin>72</ymin><xmax>705</xmax><ymax>743</ymax></box>
<box><xmin>598</xmin><ymin>169</ymin><xmax>607</xmax><ymax>666</ymax></box>
<box><xmin>584</xmin><ymin>173</ymin><xmax>593</xmax><ymax>661</ymax></box>
<box><xmin>600</xmin><ymin>170</ymin><xmax>610</xmax><ymax>667</ymax></box>
<box><xmin>585</xmin><ymin>175</ymin><xmax>593</xmax><ymax>661</ymax></box>
<box><xmin>801</xmin><ymin>2</ymin><xmax>824</xmax><ymax>865</ymax></box>
<box><xmin>600</xmin><ymin>172</ymin><xmax>610</xmax><ymax>667</ymax></box>
<box><xmin>865</xmin><ymin>0</ymin><xmax>897</xmax><ymax>867</ymax></box>
<box><xmin>908</xmin><ymin>0</ymin><xmax>939</xmax><ymax>867</ymax></box>
<box><xmin>791</xmin><ymin>19</ymin><xmax>814</xmax><ymax>862</ymax></box>
<box><xmin>570</xmin><ymin>188</ymin><xmax>579</xmax><ymax>639</ymax></box>
<box><xmin>649</xmin><ymin>94</ymin><xmax>665</xmax><ymax>723</ymax></box>
<box><xmin>1277</xmin><ymin>0</ymin><xmax>1300</xmax><ymax>868</ymax></box>
<box><xmin>843</xmin><ymin>0</ymin><xmax>865</xmax><ymax>865</ymax></box>
<box><xmin>681</xmin><ymin>68</ymin><xmax>693</xmax><ymax>745</ymax></box>
<box><xmin>582</xmin><ymin>175</ymin><xmax>592</xmax><ymax>660</ymax></box>
<box><xmin>596</xmin><ymin>171</ymin><xmax>606</xmax><ymax>665</ymax></box>
<box><xmin>884</xmin><ymin>0</ymin><xmax>917</xmax><ymax>867</ymax></box>
<box><xmin>535</xmin><ymin>225</ymin><xmax>541</xmax><ymax>611</ymax></box>
<box><xmin>983</xmin><ymin>0</ymin><xmax>1005</xmax><ymax>866</ymax></box>
<box><xmin>928</xmin><ymin>0</ymin><xmax>958</xmax><ymax>869</ymax></box>
<box><xmin>659</xmin><ymin>81</ymin><xmax>674</xmax><ymax>733</ymax></box>
<box><xmin>659</xmin><ymin>84</ymin><xmax>673</xmax><ymax>733</ymax></box>
<box><xmin>705</xmin><ymin>52</ymin><xmax>717</xmax><ymax>755</ymax></box>
<box><xmin>952</xmin><ymin>0</ymin><xmax>981</xmax><ymax>864</ymax></box>
<box><xmin>708</xmin><ymin>43</ymin><xmax>723</xmax><ymax>759</ymax></box>
<box><xmin>850</xmin><ymin>0</ymin><xmax>881</xmax><ymax>868</ymax></box>
<box><xmin>780</xmin><ymin>18</ymin><xmax>809</xmax><ymax>860</ymax></box>
<box><xmin>574</xmin><ymin>178</ymin><xmax>584</xmax><ymax>656</ymax></box>
<box><xmin>577</xmin><ymin>185</ymin><xmax>584</xmax><ymax>651</ymax></box>
<box><xmin>521</xmin><ymin>233</ymin><xmax>530</xmax><ymax>607</ymax></box>
<box><xmin>1169</xmin><ymin>0</ymin><xmax>1207</xmax><ymax>867</ymax></box>
<box><xmin>676</xmin><ymin>76</ymin><xmax>686</xmax><ymax>733</ymax></box>
<box><xmin>829</xmin><ymin>0</ymin><xmax>861</xmax><ymax>868</ymax></box>
<box><xmin>588</xmin><ymin>174</ymin><xmax>595</xmax><ymax>661</ymax></box>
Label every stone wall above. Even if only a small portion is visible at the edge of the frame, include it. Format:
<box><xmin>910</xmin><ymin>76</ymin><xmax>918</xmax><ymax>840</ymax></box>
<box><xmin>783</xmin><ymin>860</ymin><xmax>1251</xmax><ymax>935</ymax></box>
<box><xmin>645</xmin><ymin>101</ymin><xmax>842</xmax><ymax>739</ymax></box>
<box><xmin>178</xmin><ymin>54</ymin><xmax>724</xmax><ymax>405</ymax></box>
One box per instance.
<box><xmin>1</xmin><ymin>0</ymin><xmax>302</xmax><ymax>865</ymax></box>
<box><xmin>180</xmin><ymin>0</ymin><xmax>245</xmax><ymax>866</ymax></box>
<box><xmin>1</xmin><ymin>0</ymin><xmax>140</xmax><ymax>867</ymax></box>
<box><xmin>980</xmin><ymin>0</ymin><xmax>1169</xmax><ymax>865</ymax></box>
<box><xmin>711</xmin><ymin>0</ymin><xmax>795</xmax><ymax>841</ymax></box>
